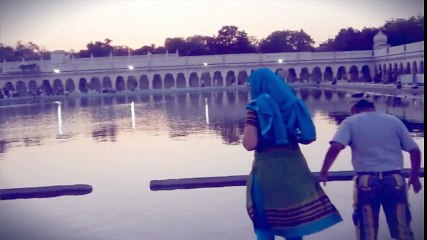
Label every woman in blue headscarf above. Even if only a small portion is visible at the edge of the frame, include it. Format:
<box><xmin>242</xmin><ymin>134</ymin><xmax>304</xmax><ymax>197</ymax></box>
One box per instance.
<box><xmin>243</xmin><ymin>68</ymin><xmax>342</xmax><ymax>240</ymax></box>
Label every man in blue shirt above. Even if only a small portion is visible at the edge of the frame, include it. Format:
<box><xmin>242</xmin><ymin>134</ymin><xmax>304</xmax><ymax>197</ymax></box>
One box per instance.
<box><xmin>320</xmin><ymin>99</ymin><xmax>422</xmax><ymax>240</ymax></box>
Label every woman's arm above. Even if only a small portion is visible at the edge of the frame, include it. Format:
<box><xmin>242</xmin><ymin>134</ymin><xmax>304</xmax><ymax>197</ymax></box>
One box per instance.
<box><xmin>243</xmin><ymin>125</ymin><xmax>258</xmax><ymax>151</ymax></box>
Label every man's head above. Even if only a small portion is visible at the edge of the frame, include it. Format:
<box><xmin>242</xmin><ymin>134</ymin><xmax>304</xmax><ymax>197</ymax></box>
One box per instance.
<box><xmin>351</xmin><ymin>99</ymin><xmax>376</xmax><ymax>115</ymax></box>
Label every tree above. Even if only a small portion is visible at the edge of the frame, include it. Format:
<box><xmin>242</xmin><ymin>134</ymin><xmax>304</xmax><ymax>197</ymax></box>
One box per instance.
<box><xmin>259</xmin><ymin>30</ymin><xmax>314</xmax><ymax>53</ymax></box>
<box><xmin>77</xmin><ymin>39</ymin><xmax>113</xmax><ymax>57</ymax></box>
<box><xmin>112</xmin><ymin>45</ymin><xmax>130</xmax><ymax>56</ymax></box>
<box><xmin>211</xmin><ymin>25</ymin><xmax>256</xmax><ymax>54</ymax></box>
<box><xmin>133</xmin><ymin>45</ymin><xmax>155</xmax><ymax>55</ymax></box>
<box><xmin>14</xmin><ymin>41</ymin><xmax>43</xmax><ymax>60</ymax></box>
<box><xmin>185</xmin><ymin>35</ymin><xmax>214</xmax><ymax>56</ymax></box>
<box><xmin>0</xmin><ymin>43</ymin><xmax>18</xmax><ymax>61</ymax></box>
<box><xmin>259</xmin><ymin>31</ymin><xmax>293</xmax><ymax>53</ymax></box>
<box><xmin>317</xmin><ymin>27</ymin><xmax>376</xmax><ymax>51</ymax></box>
<box><xmin>164</xmin><ymin>37</ymin><xmax>187</xmax><ymax>55</ymax></box>
<box><xmin>153</xmin><ymin>46</ymin><xmax>166</xmax><ymax>54</ymax></box>
<box><xmin>382</xmin><ymin>16</ymin><xmax>424</xmax><ymax>46</ymax></box>
<box><xmin>289</xmin><ymin>30</ymin><xmax>315</xmax><ymax>52</ymax></box>
<box><xmin>316</xmin><ymin>16</ymin><xmax>424</xmax><ymax>52</ymax></box>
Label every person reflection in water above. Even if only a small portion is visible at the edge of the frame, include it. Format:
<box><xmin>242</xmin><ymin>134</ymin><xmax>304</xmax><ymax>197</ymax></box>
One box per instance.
<box><xmin>243</xmin><ymin>68</ymin><xmax>342</xmax><ymax>240</ymax></box>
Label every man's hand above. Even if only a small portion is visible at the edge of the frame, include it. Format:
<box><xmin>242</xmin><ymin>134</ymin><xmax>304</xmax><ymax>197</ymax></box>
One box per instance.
<box><xmin>408</xmin><ymin>148</ymin><xmax>422</xmax><ymax>194</ymax></box>
<box><xmin>408</xmin><ymin>176</ymin><xmax>422</xmax><ymax>194</ymax></box>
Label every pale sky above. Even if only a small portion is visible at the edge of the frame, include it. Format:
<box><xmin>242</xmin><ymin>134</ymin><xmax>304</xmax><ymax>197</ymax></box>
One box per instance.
<box><xmin>0</xmin><ymin>0</ymin><xmax>424</xmax><ymax>51</ymax></box>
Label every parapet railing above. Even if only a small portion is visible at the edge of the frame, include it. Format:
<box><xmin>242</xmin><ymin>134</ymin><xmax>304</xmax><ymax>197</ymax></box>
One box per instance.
<box><xmin>150</xmin><ymin>168</ymin><xmax>424</xmax><ymax>191</ymax></box>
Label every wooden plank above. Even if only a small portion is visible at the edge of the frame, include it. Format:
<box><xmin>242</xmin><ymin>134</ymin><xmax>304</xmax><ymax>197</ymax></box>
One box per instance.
<box><xmin>150</xmin><ymin>168</ymin><xmax>424</xmax><ymax>191</ymax></box>
<box><xmin>0</xmin><ymin>184</ymin><xmax>93</xmax><ymax>200</ymax></box>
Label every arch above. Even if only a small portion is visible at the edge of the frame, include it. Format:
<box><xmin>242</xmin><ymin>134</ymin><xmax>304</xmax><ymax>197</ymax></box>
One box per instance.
<box><xmin>139</xmin><ymin>75</ymin><xmax>149</xmax><ymax>90</ymax></box>
<box><xmin>361</xmin><ymin>65</ymin><xmax>371</xmax><ymax>82</ymax></box>
<box><xmin>420</xmin><ymin>61</ymin><xmax>424</xmax><ymax>74</ymax></box>
<box><xmin>381</xmin><ymin>64</ymin><xmax>387</xmax><ymax>82</ymax></box>
<box><xmin>226</xmin><ymin>71</ymin><xmax>236</xmax><ymax>86</ymax></box>
<box><xmin>102</xmin><ymin>76</ymin><xmax>113</xmax><ymax>91</ymax></box>
<box><xmin>374</xmin><ymin>66</ymin><xmax>382</xmax><ymax>83</ymax></box>
<box><xmin>42</xmin><ymin>80</ymin><xmax>53</xmax><ymax>96</ymax></box>
<box><xmin>276</xmin><ymin>68</ymin><xmax>286</xmax><ymax>80</ymax></box>
<box><xmin>405</xmin><ymin>62</ymin><xmax>411</xmax><ymax>74</ymax></box>
<box><xmin>164</xmin><ymin>73</ymin><xmax>175</xmax><ymax>89</ymax></box>
<box><xmin>300</xmin><ymin>68</ymin><xmax>309</xmax><ymax>82</ymax></box>
<box><xmin>324</xmin><ymin>67</ymin><xmax>333</xmax><ymax>81</ymax></box>
<box><xmin>65</xmin><ymin>78</ymin><xmax>76</xmax><ymax>93</ymax></box>
<box><xmin>4</xmin><ymin>81</ymin><xmax>14</xmax><ymax>91</ymax></box>
<box><xmin>127</xmin><ymin>75</ymin><xmax>138</xmax><ymax>91</ymax></box>
<box><xmin>2</xmin><ymin>82</ymin><xmax>14</xmax><ymax>97</ymax></box>
<box><xmin>53</xmin><ymin>79</ymin><xmax>65</xmax><ymax>95</ymax></box>
<box><xmin>386</xmin><ymin>64</ymin><xmax>394</xmax><ymax>83</ymax></box>
<box><xmin>176</xmin><ymin>73</ymin><xmax>186</xmax><ymax>88</ymax></box>
<box><xmin>28</xmin><ymin>80</ymin><xmax>38</xmax><ymax>95</ymax></box>
<box><xmin>116</xmin><ymin>76</ymin><xmax>126</xmax><ymax>91</ymax></box>
<box><xmin>337</xmin><ymin>66</ymin><xmax>347</xmax><ymax>80</ymax></box>
<box><xmin>349</xmin><ymin>65</ymin><xmax>359</xmax><ymax>81</ymax></box>
<box><xmin>201</xmin><ymin>72</ymin><xmax>212</xmax><ymax>87</ymax></box>
<box><xmin>312</xmin><ymin>67</ymin><xmax>322</xmax><ymax>83</ymax></box>
<box><xmin>15</xmin><ymin>81</ymin><xmax>27</xmax><ymax>96</ymax></box>
<box><xmin>153</xmin><ymin>74</ymin><xmax>162</xmax><ymax>89</ymax></box>
<box><xmin>90</xmin><ymin>77</ymin><xmax>101</xmax><ymax>93</ymax></box>
<box><xmin>412</xmin><ymin>61</ymin><xmax>418</xmax><ymax>74</ymax></box>
<box><xmin>237</xmin><ymin>70</ymin><xmax>249</xmax><ymax>85</ymax></box>
<box><xmin>79</xmin><ymin>78</ymin><xmax>89</xmax><ymax>93</ymax></box>
<box><xmin>288</xmin><ymin>68</ymin><xmax>297</xmax><ymax>82</ymax></box>
<box><xmin>189</xmin><ymin>72</ymin><xmax>200</xmax><ymax>87</ymax></box>
<box><xmin>213</xmin><ymin>71</ymin><xmax>224</xmax><ymax>86</ymax></box>
<box><xmin>386</xmin><ymin>65</ymin><xmax>394</xmax><ymax>83</ymax></box>
<box><xmin>399</xmin><ymin>63</ymin><xmax>404</xmax><ymax>74</ymax></box>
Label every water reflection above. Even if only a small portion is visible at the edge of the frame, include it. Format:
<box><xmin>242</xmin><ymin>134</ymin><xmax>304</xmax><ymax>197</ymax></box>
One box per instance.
<box><xmin>327</xmin><ymin>112</ymin><xmax>351</xmax><ymax>125</ymax></box>
<box><xmin>131</xmin><ymin>101</ymin><xmax>136</xmax><ymax>129</ymax></box>
<box><xmin>91</xmin><ymin>125</ymin><xmax>118</xmax><ymax>142</ymax></box>
<box><xmin>0</xmin><ymin>89</ymin><xmax>424</xmax><ymax>154</ymax></box>
<box><xmin>205</xmin><ymin>98</ymin><xmax>210</xmax><ymax>125</ymax></box>
<box><xmin>0</xmin><ymin>88</ymin><xmax>424</xmax><ymax>240</ymax></box>
<box><xmin>55</xmin><ymin>101</ymin><xmax>63</xmax><ymax>135</ymax></box>
<box><xmin>0</xmin><ymin>140</ymin><xmax>6</xmax><ymax>154</ymax></box>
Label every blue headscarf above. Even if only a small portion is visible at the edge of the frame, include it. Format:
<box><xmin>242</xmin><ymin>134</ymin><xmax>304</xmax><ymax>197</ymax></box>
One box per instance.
<box><xmin>246</xmin><ymin>68</ymin><xmax>316</xmax><ymax>145</ymax></box>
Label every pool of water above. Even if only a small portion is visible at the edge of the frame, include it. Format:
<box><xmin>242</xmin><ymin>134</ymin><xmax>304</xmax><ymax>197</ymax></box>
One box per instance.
<box><xmin>0</xmin><ymin>88</ymin><xmax>424</xmax><ymax>240</ymax></box>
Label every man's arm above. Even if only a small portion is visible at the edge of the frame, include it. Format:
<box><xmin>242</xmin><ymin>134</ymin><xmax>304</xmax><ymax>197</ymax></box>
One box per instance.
<box><xmin>320</xmin><ymin>142</ymin><xmax>345</xmax><ymax>185</ymax></box>
<box><xmin>408</xmin><ymin>147</ymin><xmax>422</xmax><ymax>193</ymax></box>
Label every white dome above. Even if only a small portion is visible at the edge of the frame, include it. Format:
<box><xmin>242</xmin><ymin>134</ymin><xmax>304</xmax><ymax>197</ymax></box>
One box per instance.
<box><xmin>373</xmin><ymin>31</ymin><xmax>388</xmax><ymax>49</ymax></box>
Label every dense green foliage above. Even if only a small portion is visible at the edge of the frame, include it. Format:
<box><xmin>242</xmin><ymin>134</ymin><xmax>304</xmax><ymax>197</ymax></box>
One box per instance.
<box><xmin>0</xmin><ymin>16</ymin><xmax>423</xmax><ymax>61</ymax></box>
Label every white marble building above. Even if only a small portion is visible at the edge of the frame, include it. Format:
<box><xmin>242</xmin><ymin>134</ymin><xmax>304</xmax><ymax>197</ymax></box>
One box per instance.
<box><xmin>0</xmin><ymin>32</ymin><xmax>424</xmax><ymax>96</ymax></box>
